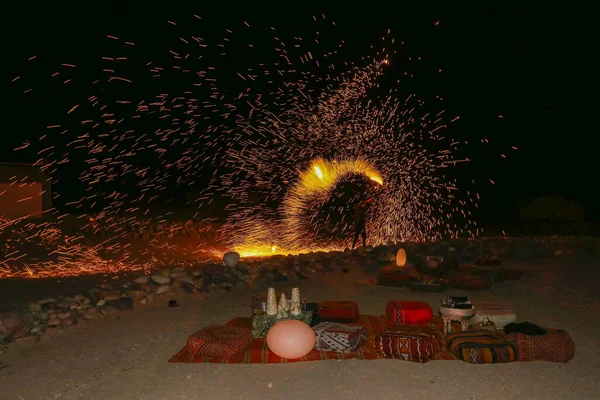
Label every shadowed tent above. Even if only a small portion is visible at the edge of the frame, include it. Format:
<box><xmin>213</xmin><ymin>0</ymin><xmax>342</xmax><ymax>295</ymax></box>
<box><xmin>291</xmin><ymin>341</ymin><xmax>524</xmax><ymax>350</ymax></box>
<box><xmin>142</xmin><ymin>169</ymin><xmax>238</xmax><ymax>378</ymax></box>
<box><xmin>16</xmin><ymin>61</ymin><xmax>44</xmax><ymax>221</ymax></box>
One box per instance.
<box><xmin>518</xmin><ymin>195</ymin><xmax>586</xmax><ymax>222</ymax></box>
<box><xmin>0</xmin><ymin>162</ymin><xmax>52</xmax><ymax>219</ymax></box>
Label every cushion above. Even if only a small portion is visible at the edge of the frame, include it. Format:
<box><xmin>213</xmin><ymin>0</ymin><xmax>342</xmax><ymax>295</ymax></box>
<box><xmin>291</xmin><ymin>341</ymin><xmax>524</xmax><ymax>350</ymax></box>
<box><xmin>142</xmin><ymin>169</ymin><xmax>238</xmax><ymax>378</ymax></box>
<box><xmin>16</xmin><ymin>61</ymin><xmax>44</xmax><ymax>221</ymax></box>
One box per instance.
<box><xmin>375</xmin><ymin>325</ymin><xmax>445</xmax><ymax>362</ymax></box>
<box><xmin>313</xmin><ymin>322</ymin><xmax>368</xmax><ymax>353</ymax></box>
<box><xmin>505</xmin><ymin>329</ymin><xmax>575</xmax><ymax>363</ymax></box>
<box><xmin>470</xmin><ymin>301</ymin><xmax>517</xmax><ymax>329</ymax></box>
<box><xmin>385</xmin><ymin>301</ymin><xmax>433</xmax><ymax>324</ymax></box>
<box><xmin>186</xmin><ymin>325</ymin><xmax>252</xmax><ymax>359</ymax></box>
<box><xmin>317</xmin><ymin>301</ymin><xmax>359</xmax><ymax>323</ymax></box>
<box><xmin>447</xmin><ymin>330</ymin><xmax>516</xmax><ymax>364</ymax></box>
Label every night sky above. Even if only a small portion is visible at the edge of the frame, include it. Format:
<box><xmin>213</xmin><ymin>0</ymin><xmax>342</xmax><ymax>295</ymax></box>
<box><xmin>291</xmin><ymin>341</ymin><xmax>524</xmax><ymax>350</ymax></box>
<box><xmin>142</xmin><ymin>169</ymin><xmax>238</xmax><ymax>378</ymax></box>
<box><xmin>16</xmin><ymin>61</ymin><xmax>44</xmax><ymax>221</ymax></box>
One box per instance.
<box><xmin>2</xmin><ymin>4</ymin><xmax>596</xmax><ymax>223</ymax></box>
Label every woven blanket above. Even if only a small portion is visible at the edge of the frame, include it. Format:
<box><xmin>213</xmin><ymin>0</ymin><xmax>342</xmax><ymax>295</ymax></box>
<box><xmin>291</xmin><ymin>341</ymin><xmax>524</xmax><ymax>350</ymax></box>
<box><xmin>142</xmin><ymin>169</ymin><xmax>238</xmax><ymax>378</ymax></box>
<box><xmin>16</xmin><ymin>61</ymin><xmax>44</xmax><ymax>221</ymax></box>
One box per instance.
<box><xmin>169</xmin><ymin>315</ymin><xmax>459</xmax><ymax>363</ymax></box>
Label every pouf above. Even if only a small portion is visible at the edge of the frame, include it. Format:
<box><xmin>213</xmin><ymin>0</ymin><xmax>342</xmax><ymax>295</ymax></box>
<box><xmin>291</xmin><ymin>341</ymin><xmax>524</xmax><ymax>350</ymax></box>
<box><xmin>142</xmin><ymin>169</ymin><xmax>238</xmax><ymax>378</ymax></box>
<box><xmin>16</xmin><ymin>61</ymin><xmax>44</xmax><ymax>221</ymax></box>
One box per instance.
<box><xmin>470</xmin><ymin>301</ymin><xmax>517</xmax><ymax>329</ymax></box>
<box><xmin>187</xmin><ymin>325</ymin><xmax>252</xmax><ymax>359</ymax></box>
<box><xmin>447</xmin><ymin>330</ymin><xmax>517</xmax><ymax>364</ymax></box>
<box><xmin>313</xmin><ymin>322</ymin><xmax>368</xmax><ymax>353</ymax></box>
<box><xmin>317</xmin><ymin>301</ymin><xmax>359</xmax><ymax>323</ymax></box>
<box><xmin>505</xmin><ymin>329</ymin><xmax>575</xmax><ymax>363</ymax></box>
<box><xmin>375</xmin><ymin>325</ymin><xmax>445</xmax><ymax>362</ymax></box>
<box><xmin>385</xmin><ymin>301</ymin><xmax>433</xmax><ymax>324</ymax></box>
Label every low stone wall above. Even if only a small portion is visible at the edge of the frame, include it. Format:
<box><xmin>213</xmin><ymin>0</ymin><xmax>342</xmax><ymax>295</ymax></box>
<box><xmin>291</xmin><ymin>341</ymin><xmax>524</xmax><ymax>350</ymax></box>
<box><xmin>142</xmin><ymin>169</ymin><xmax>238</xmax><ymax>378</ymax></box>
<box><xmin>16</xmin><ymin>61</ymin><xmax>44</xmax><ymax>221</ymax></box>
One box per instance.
<box><xmin>1</xmin><ymin>235</ymin><xmax>599</xmax><ymax>352</ymax></box>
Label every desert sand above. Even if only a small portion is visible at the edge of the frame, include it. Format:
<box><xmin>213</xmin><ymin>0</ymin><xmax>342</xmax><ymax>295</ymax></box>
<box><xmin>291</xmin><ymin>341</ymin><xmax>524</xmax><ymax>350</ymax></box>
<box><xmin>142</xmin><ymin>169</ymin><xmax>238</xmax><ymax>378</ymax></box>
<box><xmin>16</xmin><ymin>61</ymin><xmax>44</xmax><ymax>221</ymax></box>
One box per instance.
<box><xmin>1</xmin><ymin>255</ymin><xmax>599</xmax><ymax>400</ymax></box>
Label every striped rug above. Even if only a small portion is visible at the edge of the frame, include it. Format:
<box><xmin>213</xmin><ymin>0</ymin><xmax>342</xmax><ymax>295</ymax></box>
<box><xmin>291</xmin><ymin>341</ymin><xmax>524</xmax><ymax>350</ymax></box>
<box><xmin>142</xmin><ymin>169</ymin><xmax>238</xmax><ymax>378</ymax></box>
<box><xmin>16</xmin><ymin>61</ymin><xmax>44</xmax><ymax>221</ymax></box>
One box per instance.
<box><xmin>168</xmin><ymin>315</ymin><xmax>458</xmax><ymax>363</ymax></box>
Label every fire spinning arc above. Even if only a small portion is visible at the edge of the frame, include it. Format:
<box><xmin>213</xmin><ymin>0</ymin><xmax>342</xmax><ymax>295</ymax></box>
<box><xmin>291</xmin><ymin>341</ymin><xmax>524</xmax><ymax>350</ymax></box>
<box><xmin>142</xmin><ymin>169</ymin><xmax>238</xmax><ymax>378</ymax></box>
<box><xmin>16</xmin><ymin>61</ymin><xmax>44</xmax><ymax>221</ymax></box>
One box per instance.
<box><xmin>282</xmin><ymin>157</ymin><xmax>383</xmax><ymax>245</ymax></box>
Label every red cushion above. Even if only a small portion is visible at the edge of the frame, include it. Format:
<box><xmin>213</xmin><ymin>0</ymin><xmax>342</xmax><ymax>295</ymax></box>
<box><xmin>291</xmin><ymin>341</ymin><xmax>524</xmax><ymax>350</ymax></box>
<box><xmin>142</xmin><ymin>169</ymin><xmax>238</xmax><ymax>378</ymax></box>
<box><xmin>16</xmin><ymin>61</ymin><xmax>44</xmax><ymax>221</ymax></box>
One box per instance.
<box><xmin>317</xmin><ymin>301</ymin><xmax>359</xmax><ymax>322</ymax></box>
<box><xmin>385</xmin><ymin>301</ymin><xmax>433</xmax><ymax>324</ymax></box>
<box><xmin>186</xmin><ymin>325</ymin><xmax>252</xmax><ymax>359</ymax></box>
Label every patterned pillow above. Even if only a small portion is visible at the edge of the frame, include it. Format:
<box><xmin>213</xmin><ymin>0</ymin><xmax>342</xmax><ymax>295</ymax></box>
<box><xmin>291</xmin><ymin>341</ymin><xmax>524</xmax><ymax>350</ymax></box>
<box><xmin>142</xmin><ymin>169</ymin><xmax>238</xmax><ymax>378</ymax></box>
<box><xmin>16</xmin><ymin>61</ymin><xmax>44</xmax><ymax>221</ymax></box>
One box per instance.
<box><xmin>375</xmin><ymin>325</ymin><xmax>445</xmax><ymax>363</ymax></box>
<box><xmin>186</xmin><ymin>325</ymin><xmax>252</xmax><ymax>359</ymax></box>
<box><xmin>505</xmin><ymin>329</ymin><xmax>575</xmax><ymax>363</ymax></box>
<box><xmin>313</xmin><ymin>322</ymin><xmax>368</xmax><ymax>353</ymax></box>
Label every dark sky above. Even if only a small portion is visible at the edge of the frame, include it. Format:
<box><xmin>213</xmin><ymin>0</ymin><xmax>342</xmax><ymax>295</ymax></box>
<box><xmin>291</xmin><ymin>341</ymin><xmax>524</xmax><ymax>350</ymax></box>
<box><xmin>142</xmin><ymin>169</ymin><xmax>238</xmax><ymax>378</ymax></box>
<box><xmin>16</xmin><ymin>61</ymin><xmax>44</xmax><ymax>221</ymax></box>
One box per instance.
<box><xmin>2</xmin><ymin>4</ymin><xmax>596</xmax><ymax>220</ymax></box>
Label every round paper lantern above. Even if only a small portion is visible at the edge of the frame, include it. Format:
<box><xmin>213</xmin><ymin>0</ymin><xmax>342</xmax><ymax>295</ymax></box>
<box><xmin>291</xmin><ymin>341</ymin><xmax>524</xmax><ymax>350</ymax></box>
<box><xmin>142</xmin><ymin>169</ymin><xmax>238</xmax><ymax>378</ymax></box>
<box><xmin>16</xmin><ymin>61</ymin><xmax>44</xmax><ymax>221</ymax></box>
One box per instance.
<box><xmin>266</xmin><ymin>320</ymin><xmax>316</xmax><ymax>359</ymax></box>
<box><xmin>223</xmin><ymin>251</ymin><xmax>240</xmax><ymax>268</ymax></box>
<box><xmin>395</xmin><ymin>248</ymin><xmax>407</xmax><ymax>267</ymax></box>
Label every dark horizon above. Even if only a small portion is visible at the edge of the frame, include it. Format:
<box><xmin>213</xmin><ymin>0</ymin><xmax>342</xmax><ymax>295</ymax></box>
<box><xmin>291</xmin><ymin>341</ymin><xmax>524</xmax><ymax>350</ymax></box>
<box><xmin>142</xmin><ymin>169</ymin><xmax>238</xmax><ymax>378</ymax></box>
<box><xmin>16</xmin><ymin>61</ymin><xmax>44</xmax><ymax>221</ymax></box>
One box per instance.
<box><xmin>2</xmin><ymin>4</ymin><xmax>596</xmax><ymax>224</ymax></box>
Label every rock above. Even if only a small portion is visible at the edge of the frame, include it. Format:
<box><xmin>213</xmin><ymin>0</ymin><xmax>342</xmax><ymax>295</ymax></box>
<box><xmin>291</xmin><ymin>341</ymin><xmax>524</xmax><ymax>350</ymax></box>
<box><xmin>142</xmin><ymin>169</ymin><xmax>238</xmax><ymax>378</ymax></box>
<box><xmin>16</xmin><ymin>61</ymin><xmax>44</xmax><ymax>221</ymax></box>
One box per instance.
<box><xmin>127</xmin><ymin>289</ymin><xmax>146</xmax><ymax>301</ymax></box>
<box><xmin>58</xmin><ymin>312</ymin><xmax>71</xmax><ymax>320</ymax></box>
<box><xmin>35</xmin><ymin>312</ymin><xmax>49</xmax><ymax>321</ymax></box>
<box><xmin>30</xmin><ymin>325</ymin><xmax>44</xmax><ymax>334</ymax></box>
<box><xmin>90</xmin><ymin>289</ymin><xmax>105</xmax><ymax>302</ymax></box>
<box><xmin>155</xmin><ymin>285</ymin><xmax>171</xmax><ymax>295</ymax></box>
<box><xmin>223</xmin><ymin>252</ymin><xmax>241</xmax><ymax>268</ymax></box>
<box><xmin>205</xmin><ymin>264</ymin><xmax>223</xmax><ymax>275</ymax></box>
<box><xmin>47</xmin><ymin>318</ymin><xmax>61</xmax><ymax>327</ymax></box>
<box><xmin>10</xmin><ymin>321</ymin><xmax>33</xmax><ymax>339</ymax></box>
<box><xmin>182</xmin><ymin>283</ymin><xmax>196</xmax><ymax>294</ymax></box>
<box><xmin>194</xmin><ymin>278</ymin><xmax>205</xmax><ymax>289</ymax></box>
<box><xmin>27</xmin><ymin>302</ymin><xmax>43</xmax><ymax>313</ymax></box>
<box><xmin>60</xmin><ymin>318</ymin><xmax>73</xmax><ymax>327</ymax></box>
<box><xmin>176</xmin><ymin>274</ymin><xmax>195</xmax><ymax>286</ymax></box>
<box><xmin>133</xmin><ymin>275</ymin><xmax>151</xmax><ymax>284</ymax></box>
<box><xmin>96</xmin><ymin>299</ymin><xmax>106</xmax><ymax>307</ymax></box>
<box><xmin>272</xmin><ymin>270</ymin><xmax>288</xmax><ymax>282</ymax></box>
<box><xmin>151</xmin><ymin>274</ymin><xmax>171</xmax><ymax>285</ymax></box>
<box><xmin>56</xmin><ymin>302</ymin><xmax>71</xmax><ymax>309</ymax></box>
<box><xmin>107</xmin><ymin>297</ymin><xmax>134</xmax><ymax>310</ymax></box>
<box><xmin>236</xmin><ymin>262</ymin><xmax>249</xmax><ymax>273</ymax></box>
<box><xmin>103</xmin><ymin>294</ymin><xmax>121</xmax><ymax>301</ymax></box>
<box><xmin>1</xmin><ymin>312</ymin><xmax>24</xmax><ymax>331</ymax></box>
<box><xmin>99</xmin><ymin>283</ymin><xmax>114</xmax><ymax>290</ymax></box>
<box><xmin>157</xmin><ymin>269</ymin><xmax>171</xmax><ymax>277</ymax></box>
<box><xmin>74</xmin><ymin>294</ymin><xmax>86</xmax><ymax>302</ymax></box>
<box><xmin>384</xmin><ymin>252</ymin><xmax>396</xmax><ymax>262</ymax></box>
<box><xmin>141</xmin><ymin>294</ymin><xmax>154</xmax><ymax>304</ymax></box>
<box><xmin>38</xmin><ymin>298</ymin><xmax>56</xmax><ymax>305</ymax></box>
<box><xmin>170</xmin><ymin>270</ymin><xmax>187</xmax><ymax>279</ymax></box>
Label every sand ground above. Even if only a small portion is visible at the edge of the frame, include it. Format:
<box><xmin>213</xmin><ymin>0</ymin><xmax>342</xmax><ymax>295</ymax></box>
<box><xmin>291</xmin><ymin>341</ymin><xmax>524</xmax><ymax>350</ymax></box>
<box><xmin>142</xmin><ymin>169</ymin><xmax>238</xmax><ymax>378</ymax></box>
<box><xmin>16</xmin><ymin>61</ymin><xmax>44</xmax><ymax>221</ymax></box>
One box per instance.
<box><xmin>1</xmin><ymin>256</ymin><xmax>599</xmax><ymax>400</ymax></box>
